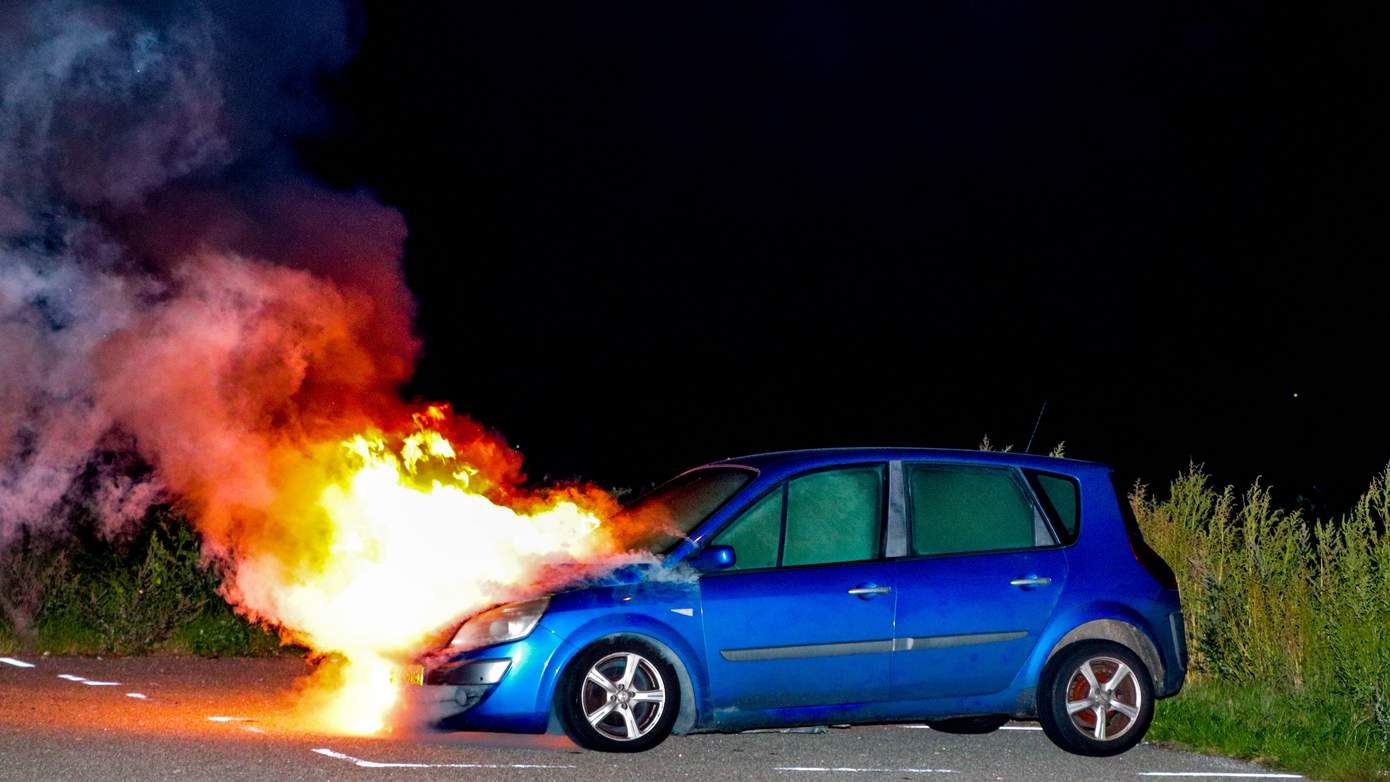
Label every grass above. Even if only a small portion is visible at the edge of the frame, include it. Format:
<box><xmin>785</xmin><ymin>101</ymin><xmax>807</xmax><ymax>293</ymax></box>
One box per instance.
<box><xmin>1152</xmin><ymin>679</ymin><xmax>1389</xmax><ymax>781</ymax></box>
<box><xmin>1137</xmin><ymin>465</ymin><xmax>1390</xmax><ymax>779</ymax></box>
<box><xmin>0</xmin><ymin>510</ymin><xmax>282</xmax><ymax>657</ymax></box>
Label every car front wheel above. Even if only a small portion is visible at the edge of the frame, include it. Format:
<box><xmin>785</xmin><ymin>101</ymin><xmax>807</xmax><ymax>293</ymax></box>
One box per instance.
<box><xmin>1038</xmin><ymin>640</ymin><xmax>1154</xmax><ymax>756</ymax></box>
<box><xmin>557</xmin><ymin>638</ymin><xmax>679</xmax><ymax>752</ymax></box>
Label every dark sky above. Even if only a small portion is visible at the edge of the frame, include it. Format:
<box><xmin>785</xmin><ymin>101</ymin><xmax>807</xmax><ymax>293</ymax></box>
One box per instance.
<box><xmin>299</xmin><ymin>3</ymin><xmax>1388</xmax><ymax>510</ymax></box>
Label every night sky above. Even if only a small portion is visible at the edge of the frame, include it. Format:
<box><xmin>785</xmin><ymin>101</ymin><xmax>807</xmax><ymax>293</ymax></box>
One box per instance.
<box><xmin>299</xmin><ymin>3</ymin><xmax>1387</xmax><ymax>510</ymax></box>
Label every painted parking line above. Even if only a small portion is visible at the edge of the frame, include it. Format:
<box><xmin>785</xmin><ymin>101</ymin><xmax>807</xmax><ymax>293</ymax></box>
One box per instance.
<box><xmin>1138</xmin><ymin>774</ymin><xmax>1301</xmax><ymax>779</ymax></box>
<box><xmin>0</xmin><ymin>657</ymin><xmax>35</xmax><ymax>668</ymax></box>
<box><xmin>898</xmin><ymin>723</ymin><xmax>1043</xmax><ymax>731</ymax></box>
<box><xmin>57</xmin><ymin>674</ymin><xmax>86</xmax><ymax>681</ymax></box>
<box><xmin>207</xmin><ymin>716</ymin><xmax>252</xmax><ymax>723</ymax></box>
<box><xmin>776</xmin><ymin>767</ymin><xmax>956</xmax><ymax>774</ymax></box>
<box><xmin>312</xmin><ymin>748</ymin><xmax>577</xmax><ymax>770</ymax></box>
<box><xmin>125</xmin><ymin>693</ymin><xmax>148</xmax><ymax>700</ymax></box>
<box><xmin>80</xmin><ymin>680</ymin><xmax>120</xmax><ymax>686</ymax></box>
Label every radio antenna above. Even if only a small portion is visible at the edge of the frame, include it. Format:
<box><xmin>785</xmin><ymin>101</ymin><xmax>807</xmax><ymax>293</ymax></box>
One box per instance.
<box><xmin>1024</xmin><ymin>400</ymin><xmax>1048</xmax><ymax>454</ymax></box>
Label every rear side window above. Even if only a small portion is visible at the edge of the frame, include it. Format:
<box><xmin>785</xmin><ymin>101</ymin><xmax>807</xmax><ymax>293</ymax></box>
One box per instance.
<box><xmin>908</xmin><ymin>465</ymin><xmax>1054</xmax><ymax>556</ymax></box>
<box><xmin>1028</xmin><ymin>470</ymin><xmax>1080</xmax><ymax>543</ymax></box>
<box><xmin>711</xmin><ymin>464</ymin><xmax>886</xmax><ymax>569</ymax></box>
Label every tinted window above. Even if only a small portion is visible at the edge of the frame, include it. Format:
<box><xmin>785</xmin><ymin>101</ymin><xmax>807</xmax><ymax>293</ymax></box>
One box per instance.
<box><xmin>711</xmin><ymin>489</ymin><xmax>782</xmax><ymax>571</ymax></box>
<box><xmin>909</xmin><ymin>465</ymin><xmax>1052</xmax><ymax>556</ymax></box>
<box><xmin>782</xmin><ymin>466</ymin><xmax>884</xmax><ymax>567</ymax></box>
<box><xmin>1031</xmin><ymin>471</ymin><xmax>1080</xmax><ymax>541</ymax></box>
<box><xmin>622</xmin><ymin>468</ymin><xmax>752</xmax><ymax>553</ymax></box>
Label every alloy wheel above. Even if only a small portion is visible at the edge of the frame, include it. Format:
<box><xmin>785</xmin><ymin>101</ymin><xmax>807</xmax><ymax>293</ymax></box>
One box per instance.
<box><xmin>1063</xmin><ymin>655</ymin><xmax>1143</xmax><ymax>742</ymax></box>
<box><xmin>578</xmin><ymin>652</ymin><xmax>667</xmax><ymax>742</ymax></box>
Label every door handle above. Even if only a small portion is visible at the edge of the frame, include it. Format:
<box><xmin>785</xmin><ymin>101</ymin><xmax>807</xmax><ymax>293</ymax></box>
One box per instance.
<box><xmin>1009</xmin><ymin>576</ymin><xmax>1052</xmax><ymax>588</ymax></box>
<box><xmin>847</xmin><ymin>586</ymin><xmax>892</xmax><ymax>596</ymax></box>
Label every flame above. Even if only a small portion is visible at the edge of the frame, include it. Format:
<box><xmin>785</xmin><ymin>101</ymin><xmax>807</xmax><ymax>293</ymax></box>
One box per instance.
<box><xmin>223</xmin><ymin>404</ymin><xmax>628</xmax><ymax>735</ymax></box>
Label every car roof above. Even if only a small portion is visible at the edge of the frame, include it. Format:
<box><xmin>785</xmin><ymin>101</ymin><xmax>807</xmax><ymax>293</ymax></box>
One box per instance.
<box><xmin>709</xmin><ymin>447</ymin><xmax>1107</xmax><ymax>475</ymax></box>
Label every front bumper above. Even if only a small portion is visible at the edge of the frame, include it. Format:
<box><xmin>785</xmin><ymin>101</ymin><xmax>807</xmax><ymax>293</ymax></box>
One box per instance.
<box><xmin>398</xmin><ymin>624</ymin><xmax>572</xmax><ymax>733</ymax></box>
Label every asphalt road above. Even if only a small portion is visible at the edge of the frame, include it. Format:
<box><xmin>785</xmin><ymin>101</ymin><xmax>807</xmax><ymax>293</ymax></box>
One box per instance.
<box><xmin>1</xmin><ymin>655</ymin><xmax>1306</xmax><ymax>782</ymax></box>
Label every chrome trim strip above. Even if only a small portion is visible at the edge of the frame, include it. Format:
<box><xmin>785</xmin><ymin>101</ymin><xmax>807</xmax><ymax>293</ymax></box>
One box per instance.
<box><xmin>892</xmin><ymin>630</ymin><xmax>1028</xmax><ymax>651</ymax></box>
<box><xmin>720</xmin><ymin>639</ymin><xmax>893</xmax><ymax>662</ymax></box>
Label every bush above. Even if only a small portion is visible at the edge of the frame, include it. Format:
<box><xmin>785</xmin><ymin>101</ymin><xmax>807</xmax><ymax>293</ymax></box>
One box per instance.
<box><xmin>1</xmin><ymin>509</ymin><xmax>280</xmax><ymax>656</ymax></box>
<box><xmin>1136</xmin><ymin>464</ymin><xmax>1390</xmax><ymax>771</ymax></box>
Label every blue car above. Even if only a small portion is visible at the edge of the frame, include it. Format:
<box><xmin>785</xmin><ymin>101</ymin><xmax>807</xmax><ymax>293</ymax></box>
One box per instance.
<box><xmin>409</xmin><ymin>448</ymin><xmax>1186</xmax><ymax>757</ymax></box>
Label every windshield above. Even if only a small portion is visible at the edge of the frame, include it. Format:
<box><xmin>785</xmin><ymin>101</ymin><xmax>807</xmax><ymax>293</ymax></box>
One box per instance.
<box><xmin>619</xmin><ymin>468</ymin><xmax>753</xmax><ymax>554</ymax></box>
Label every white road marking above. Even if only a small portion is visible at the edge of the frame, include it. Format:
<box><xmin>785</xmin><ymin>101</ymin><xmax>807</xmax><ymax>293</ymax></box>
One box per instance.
<box><xmin>1138</xmin><ymin>774</ymin><xmax>1302</xmax><ymax>779</ymax></box>
<box><xmin>242</xmin><ymin>726</ymin><xmax>265</xmax><ymax>734</ymax></box>
<box><xmin>81</xmin><ymin>680</ymin><xmax>119</xmax><ymax>686</ymax></box>
<box><xmin>57</xmin><ymin>674</ymin><xmax>86</xmax><ymax>681</ymax></box>
<box><xmin>0</xmin><ymin>657</ymin><xmax>35</xmax><ymax>668</ymax></box>
<box><xmin>125</xmin><ymin>693</ymin><xmax>148</xmax><ymax>700</ymax></box>
<box><xmin>206</xmin><ymin>716</ymin><xmax>251</xmax><ymax>722</ymax></box>
<box><xmin>775</xmin><ymin>767</ymin><xmax>956</xmax><ymax>774</ymax></box>
<box><xmin>898</xmin><ymin>723</ymin><xmax>1043</xmax><ymax>731</ymax></box>
<box><xmin>312</xmin><ymin>748</ymin><xmax>577</xmax><ymax>770</ymax></box>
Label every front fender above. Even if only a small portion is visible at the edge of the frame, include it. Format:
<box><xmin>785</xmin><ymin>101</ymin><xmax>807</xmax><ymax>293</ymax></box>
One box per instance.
<box><xmin>534</xmin><ymin>612</ymin><xmax>710</xmax><ymax>730</ymax></box>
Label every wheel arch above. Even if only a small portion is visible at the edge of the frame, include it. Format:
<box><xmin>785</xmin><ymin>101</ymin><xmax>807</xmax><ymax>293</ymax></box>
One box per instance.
<box><xmin>545</xmin><ymin>630</ymin><xmax>701</xmax><ymax>736</ymax></box>
<box><xmin>1043</xmin><ymin>618</ymin><xmax>1165</xmax><ymax>689</ymax></box>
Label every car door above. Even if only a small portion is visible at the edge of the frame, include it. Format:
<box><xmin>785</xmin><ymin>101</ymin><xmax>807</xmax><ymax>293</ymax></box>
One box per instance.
<box><xmin>890</xmin><ymin>463</ymin><xmax>1070</xmax><ymax>699</ymax></box>
<box><xmin>699</xmin><ymin>463</ymin><xmax>896</xmax><ymax>713</ymax></box>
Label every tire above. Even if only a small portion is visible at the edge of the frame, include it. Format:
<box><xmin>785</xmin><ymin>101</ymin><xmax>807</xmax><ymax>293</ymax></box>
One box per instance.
<box><xmin>1037</xmin><ymin>640</ymin><xmax>1155</xmax><ymax>757</ymax></box>
<box><xmin>556</xmin><ymin>638</ymin><xmax>680</xmax><ymax>752</ymax></box>
<box><xmin>925</xmin><ymin>714</ymin><xmax>1011</xmax><ymax>734</ymax></box>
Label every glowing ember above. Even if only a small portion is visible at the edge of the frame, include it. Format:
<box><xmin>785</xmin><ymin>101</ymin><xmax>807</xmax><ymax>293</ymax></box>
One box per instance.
<box><xmin>223</xmin><ymin>406</ymin><xmax>626</xmax><ymax>735</ymax></box>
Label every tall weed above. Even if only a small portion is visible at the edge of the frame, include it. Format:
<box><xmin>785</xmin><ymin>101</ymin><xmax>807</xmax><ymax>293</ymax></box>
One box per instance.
<box><xmin>1136</xmin><ymin>465</ymin><xmax>1390</xmax><ymax>760</ymax></box>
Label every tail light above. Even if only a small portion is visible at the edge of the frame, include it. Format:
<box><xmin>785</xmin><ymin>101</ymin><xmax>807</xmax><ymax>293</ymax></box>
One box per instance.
<box><xmin>1111</xmin><ymin>474</ymin><xmax>1178</xmax><ymax>590</ymax></box>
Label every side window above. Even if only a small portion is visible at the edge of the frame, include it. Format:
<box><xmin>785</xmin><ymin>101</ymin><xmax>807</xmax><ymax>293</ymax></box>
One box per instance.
<box><xmin>909</xmin><ymin>465</ymin><xmax>1054</xmax><ymax>556</ymax></box>
<box><xmin>783</xmin><ymin>466</ymin><xmax>884</xmax><ymax>567</ymax></box>
<box><xmin>709</xmin><ymin>464</ymin><xmax>886</xmax><ymax>570</ymax></box>
<box><xmin>712</xmin><ymin>489</ymin><xmax>782</xmax><ymax>571</ymax></box>
<box><xmin>1028</xmin><ymin>471</ymin><xmax>1080</xmax><ymax>543</ymax></box>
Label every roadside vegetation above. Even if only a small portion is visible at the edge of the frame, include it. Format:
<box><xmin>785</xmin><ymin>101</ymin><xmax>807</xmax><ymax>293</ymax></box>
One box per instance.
<box><xmin>1138</xmin><ymin>465</ymin><xmax>1390</xmax><ymax>780</ymax></box>
<box><xmin>0</xmin><ymin>509</ymin><xmax>280</xmax><ymax>656</ymax></box>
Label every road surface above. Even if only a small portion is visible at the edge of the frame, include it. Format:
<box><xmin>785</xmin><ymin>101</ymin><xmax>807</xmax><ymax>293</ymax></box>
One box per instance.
<box><xmin>0</xmin><ymin>655</ymin><xmax>1306</xmax><ymax>781</ymax></box>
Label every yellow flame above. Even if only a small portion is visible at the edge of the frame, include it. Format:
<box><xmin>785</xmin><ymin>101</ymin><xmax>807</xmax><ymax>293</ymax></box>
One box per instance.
<box><xmin>234</xmin><ymin>423</ymin><xmax>608</xmax><ymax>735</ymax></box>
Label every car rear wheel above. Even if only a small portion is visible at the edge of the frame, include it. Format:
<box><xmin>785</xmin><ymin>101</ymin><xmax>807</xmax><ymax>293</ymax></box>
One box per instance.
<box><xmin>1038</xmin><ymin>640</ymin><xmax>1154</xmax><ymax>756</ymax></box>
<box><xmin>924</xmin><ymin>714</ymin><xmax>1011</xmax><ymax>734</ymax></box>
<box><xmin>557</xmin><ymin>638</ymin><xmax>679</xmax><ymax>752</ymax></box>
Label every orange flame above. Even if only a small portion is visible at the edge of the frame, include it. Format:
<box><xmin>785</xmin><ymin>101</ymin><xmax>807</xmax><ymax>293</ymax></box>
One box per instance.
<box><xmin>222</xmin><ymin>404</ymin><xmax>627</xmax><ymax>734</ymax></box>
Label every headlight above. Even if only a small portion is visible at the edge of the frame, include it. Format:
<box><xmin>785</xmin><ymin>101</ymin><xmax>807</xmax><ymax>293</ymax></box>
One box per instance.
<box><xmin>450</xmin><ymin>596</ymin><xmax>550</xmax><ymax>650</ymax></box>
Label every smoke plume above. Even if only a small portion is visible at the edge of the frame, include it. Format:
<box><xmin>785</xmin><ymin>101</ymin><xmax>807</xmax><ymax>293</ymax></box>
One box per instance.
<box><xmin>1</xmin><ymin>0</ymin><xmax>415</xmax><ymax>549</ymax></box>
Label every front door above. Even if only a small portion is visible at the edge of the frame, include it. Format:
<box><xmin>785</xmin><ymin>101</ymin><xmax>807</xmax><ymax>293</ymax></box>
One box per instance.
<box><xmin>699</xmin><ymin>464</ymin><xmax>895</xmax><ymax>713</ymax></box>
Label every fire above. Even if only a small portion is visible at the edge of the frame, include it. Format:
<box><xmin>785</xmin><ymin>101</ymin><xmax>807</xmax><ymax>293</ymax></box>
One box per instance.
<box><xmin>225</xmin><ymin>405</ymin><xmax>625</xmax><ymax>735</ymax></box>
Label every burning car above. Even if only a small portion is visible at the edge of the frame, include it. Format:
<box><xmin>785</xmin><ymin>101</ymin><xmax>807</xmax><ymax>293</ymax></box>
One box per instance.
<box><xmin>405</xmin><ymin>448</ymin><xmax>1186</xmax><ymax>756</ymax></box>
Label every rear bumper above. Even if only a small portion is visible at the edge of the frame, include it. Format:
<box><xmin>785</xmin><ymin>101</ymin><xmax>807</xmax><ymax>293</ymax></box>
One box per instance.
<box><xmin>1157</xmin><ymin>610</ymin><xmax>1188</xmax><ymax>698</ymax></box>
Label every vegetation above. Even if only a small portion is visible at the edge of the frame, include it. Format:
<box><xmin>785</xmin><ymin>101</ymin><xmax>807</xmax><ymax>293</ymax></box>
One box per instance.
<box><xmin>0</xmin><ymin>510</ymin><xmax>280</xmax><ymax>656</ymax></box>
<box><xmin>1138</xmin><ymin>465</ymin><xmax>1390</xmax><ymax>780</ymax></box>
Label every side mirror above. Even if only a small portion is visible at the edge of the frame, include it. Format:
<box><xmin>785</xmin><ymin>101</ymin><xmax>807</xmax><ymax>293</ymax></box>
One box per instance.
<box><xmin>690</xmin><ymin>545</ymin><xmax>736</xmax><ymax>571</ymax></box>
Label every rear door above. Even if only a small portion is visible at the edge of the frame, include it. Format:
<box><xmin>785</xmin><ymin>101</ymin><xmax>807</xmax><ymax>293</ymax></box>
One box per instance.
<box><xmin>699</xmin><ymin>463</ymin><xmax>896</xmax><ymax>712</ymax></box>
<box><xmin>890</xmin><ymin>463</ymin><xmax>1071</xmax><ymax>699</ymax></box>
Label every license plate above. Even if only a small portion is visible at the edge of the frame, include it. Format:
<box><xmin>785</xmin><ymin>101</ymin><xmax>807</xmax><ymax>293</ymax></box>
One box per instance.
<box><xmin>397</xmin><ymin>664</ymin><xmax>424</xmax><ymax>686</ymax></box>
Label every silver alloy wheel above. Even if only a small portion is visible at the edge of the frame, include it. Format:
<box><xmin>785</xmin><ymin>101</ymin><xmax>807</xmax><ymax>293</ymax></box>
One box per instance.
<box><xmin>578</xmin><ymin>652</ymin><xmax>667</xmax><ymax>742</ymax></box>
<box><xmin>1062</xmin><ymin>655</ymin><xmax>1143</xmax><ymax>742</ymax></box>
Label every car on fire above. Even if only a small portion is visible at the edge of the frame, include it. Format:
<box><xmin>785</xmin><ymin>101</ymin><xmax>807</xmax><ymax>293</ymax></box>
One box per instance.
<box><xmin>405</xmin><ymin>448</ymin><xmax>1186</xmax><ymax>756</ymax></box>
